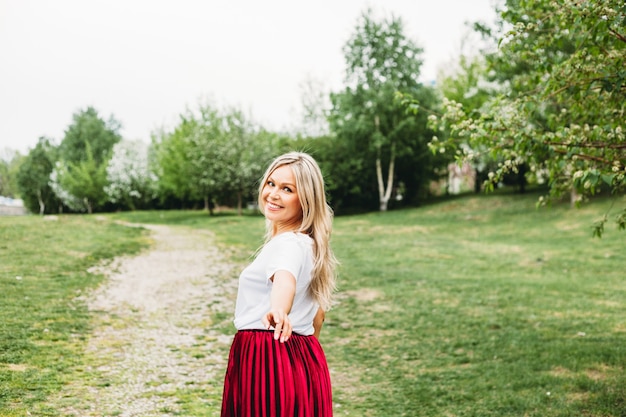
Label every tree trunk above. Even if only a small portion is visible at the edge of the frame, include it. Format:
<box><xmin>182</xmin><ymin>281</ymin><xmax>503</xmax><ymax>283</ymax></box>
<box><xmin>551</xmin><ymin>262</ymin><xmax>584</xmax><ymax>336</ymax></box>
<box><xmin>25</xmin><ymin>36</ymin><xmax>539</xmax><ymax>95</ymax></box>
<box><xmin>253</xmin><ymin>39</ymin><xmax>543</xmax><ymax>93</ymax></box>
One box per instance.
<box><xmin>375</xmin><ymin>115</ymin><xmax>395</xmax><ymax>212</ymax></box>
<box><xmin>376</xmin><ymin>148</ymin><xmax>395</xmax><ymax>211</ymax></box>
<box><xmin>570</xmin><ymin>188</ymin><xmax>579</xmax><ymax>207</ymax></box>
<box><xmin>204</xmin><ymin>195</ymin><xmax>214</xmax><ymax>216</ymax></box>
<box><xmin>37</xmin><ymin>189</ymin><xmax>45</xmax><ymax>216</ymax></box>
<box><xmin>237</xmin><ymin>191</ymin><xmax>243</xmax><ymax>216</ymax></box>
<box><xmin>474</xmin><ymin>168</ymin><xmax>482</xmax><ymax>193</ymax></box>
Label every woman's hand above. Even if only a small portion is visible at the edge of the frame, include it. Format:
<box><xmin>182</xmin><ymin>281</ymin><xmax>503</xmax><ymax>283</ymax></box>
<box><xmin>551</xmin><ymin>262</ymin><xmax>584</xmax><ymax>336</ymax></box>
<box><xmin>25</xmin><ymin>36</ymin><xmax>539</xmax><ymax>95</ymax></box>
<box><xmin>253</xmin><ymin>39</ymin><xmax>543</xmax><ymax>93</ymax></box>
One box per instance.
<box><xmin>264</xmin><ymin>270</ymin><xmax>296</xmax><ymax>343</ymax></box>
<box><xmin>262</xmin><ymin>309</ymin><xmax>293</xmax><ymax>343</ymax></box>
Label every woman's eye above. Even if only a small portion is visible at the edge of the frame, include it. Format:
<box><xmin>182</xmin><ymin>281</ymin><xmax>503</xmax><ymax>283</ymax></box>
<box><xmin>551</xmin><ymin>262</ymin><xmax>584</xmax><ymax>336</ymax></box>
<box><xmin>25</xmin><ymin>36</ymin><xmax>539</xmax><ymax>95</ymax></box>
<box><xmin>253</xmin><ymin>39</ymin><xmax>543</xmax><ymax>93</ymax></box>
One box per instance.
<box><xmin>283</xmin><ymin>187</ymin><xmax>292</xmax><ymax>193</ymax></box>
<box><xmin>267</xmin><ymin>181</ymin><xmax>275</xmax><ymax>187</ymax></box>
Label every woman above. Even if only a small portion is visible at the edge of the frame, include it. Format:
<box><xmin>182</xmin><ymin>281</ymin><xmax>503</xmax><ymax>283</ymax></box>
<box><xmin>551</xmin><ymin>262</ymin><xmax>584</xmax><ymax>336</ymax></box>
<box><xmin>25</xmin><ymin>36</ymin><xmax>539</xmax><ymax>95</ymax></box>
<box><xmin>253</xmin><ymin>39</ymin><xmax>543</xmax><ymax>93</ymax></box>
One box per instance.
<box><xmin>221</xmin><ymin>152</ymin><xmax>338</xmax><ymax>417</ymax></box>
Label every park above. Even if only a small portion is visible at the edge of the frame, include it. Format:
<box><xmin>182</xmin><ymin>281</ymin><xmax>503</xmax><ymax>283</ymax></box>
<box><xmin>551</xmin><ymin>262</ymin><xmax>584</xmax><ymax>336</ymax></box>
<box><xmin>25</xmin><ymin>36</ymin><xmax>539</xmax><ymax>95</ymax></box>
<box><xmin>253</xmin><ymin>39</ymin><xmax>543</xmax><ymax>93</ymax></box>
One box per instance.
<box><xmin>1</xmin><ymin>1</ymin><xmax>625</xmax><ymax>416</ymax></box>
<box><xmin>1</xmin><ymin>191</ymin><xmax>625</xmax><ymax>416</ymax></box>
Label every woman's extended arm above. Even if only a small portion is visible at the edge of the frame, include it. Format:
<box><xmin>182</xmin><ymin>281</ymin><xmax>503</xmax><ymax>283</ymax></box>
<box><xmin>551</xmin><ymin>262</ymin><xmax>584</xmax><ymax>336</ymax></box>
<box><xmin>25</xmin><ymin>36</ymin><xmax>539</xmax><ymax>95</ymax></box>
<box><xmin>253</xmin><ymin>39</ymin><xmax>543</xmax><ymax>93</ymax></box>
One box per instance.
<box><xmin>262</xmin><ymin>270</ymin><xmax>296</xmax><ymax>343</ymax></box>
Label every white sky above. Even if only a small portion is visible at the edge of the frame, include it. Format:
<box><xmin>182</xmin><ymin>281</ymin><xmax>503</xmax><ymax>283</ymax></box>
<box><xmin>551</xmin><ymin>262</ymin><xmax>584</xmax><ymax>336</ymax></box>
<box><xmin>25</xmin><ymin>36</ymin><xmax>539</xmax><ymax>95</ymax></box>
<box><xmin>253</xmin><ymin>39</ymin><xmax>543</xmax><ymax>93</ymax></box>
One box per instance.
<box><xmin>0</xmin><ymin>0</ymin><xmax>497</xmax><ymax>154</ymax></box>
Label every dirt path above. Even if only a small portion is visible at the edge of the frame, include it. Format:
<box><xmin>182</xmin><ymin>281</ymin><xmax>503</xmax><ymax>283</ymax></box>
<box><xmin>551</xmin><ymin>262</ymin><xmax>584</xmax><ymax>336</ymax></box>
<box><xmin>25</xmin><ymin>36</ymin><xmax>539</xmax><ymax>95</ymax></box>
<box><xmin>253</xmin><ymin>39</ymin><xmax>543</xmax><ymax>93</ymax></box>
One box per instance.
<box><xmin>53</xmin><ymin>224</ymin><xmax>239</xmax><ymax>416</ymax></box>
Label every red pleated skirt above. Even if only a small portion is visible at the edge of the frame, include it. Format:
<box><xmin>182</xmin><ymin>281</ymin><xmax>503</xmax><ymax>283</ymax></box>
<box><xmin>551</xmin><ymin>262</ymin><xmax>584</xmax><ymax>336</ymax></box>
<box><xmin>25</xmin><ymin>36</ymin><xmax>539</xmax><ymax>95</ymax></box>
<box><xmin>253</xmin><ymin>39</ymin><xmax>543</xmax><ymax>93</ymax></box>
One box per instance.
<box><xmin>221</xmin><ymin>330</ymin><xmax>333</xmax><ymax>417</ymax></box>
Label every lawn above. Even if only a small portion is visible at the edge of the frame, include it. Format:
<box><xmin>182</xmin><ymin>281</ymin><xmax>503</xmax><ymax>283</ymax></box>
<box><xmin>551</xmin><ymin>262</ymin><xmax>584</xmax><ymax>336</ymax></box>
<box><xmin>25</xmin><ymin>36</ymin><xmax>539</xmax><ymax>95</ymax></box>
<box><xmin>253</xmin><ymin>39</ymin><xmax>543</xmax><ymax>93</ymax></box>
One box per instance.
<box><xmin>0</xmin><ymin>215</ymin><xmax>148</xmax><ymax>416</ymax></box>
<box><xmin>324</xmin><ymin>193</ymin><xmax>625</xmax><ymax>416</ymax></box>
<box><xmin>1</xmin><ymin>191</ymin><xmax>625</xmax><ymax>416</ymax></box>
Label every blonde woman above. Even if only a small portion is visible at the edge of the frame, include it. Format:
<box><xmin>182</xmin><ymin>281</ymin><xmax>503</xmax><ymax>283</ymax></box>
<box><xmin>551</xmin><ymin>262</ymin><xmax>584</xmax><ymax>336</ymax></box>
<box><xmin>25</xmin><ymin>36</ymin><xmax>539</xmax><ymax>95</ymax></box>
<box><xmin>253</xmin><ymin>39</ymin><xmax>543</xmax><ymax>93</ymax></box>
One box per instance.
<box><xmin>221</xmin><ymin>152</ymin><xmax>338</xmax><ymax>417</ymax></box>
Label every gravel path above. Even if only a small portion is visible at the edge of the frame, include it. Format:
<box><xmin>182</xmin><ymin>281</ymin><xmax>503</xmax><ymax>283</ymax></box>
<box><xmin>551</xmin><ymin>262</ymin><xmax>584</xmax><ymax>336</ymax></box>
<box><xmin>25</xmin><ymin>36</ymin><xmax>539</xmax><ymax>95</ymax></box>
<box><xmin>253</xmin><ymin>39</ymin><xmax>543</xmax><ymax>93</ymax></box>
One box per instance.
<box><xmin>53</xmin><ymin>224</ymin><xmax>239</xmax><ymax>416</ymax></box>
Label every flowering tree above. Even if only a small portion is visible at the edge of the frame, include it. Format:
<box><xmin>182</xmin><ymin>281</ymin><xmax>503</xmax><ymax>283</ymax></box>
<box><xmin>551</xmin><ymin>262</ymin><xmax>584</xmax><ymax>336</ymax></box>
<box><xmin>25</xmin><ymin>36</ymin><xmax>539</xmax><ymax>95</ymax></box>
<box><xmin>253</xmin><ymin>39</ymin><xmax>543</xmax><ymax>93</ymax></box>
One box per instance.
<box><xmin>49</xmin><ymin>163</ymin><xmax>84</xmax><ymax>212</ymax></box>
<box><xmin>104</xmin><ymin>139</ymin><xmax>156</xmax><ymax>210</ymax></box>
<box><xmin>430</xmin><ymin>0</ymin><xmax>626</xmax><ymax>236</ymax></box>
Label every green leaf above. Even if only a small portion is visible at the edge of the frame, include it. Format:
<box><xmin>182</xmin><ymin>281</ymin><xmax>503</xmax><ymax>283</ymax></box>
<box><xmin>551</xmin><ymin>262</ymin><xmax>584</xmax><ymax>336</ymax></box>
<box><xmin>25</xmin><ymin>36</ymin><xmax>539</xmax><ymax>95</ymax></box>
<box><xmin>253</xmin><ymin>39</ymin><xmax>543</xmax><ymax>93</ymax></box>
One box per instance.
<box><xmin>601</xmin><ymin>174</ymin><xmax>616</xmax><ymax>186</ymax></box>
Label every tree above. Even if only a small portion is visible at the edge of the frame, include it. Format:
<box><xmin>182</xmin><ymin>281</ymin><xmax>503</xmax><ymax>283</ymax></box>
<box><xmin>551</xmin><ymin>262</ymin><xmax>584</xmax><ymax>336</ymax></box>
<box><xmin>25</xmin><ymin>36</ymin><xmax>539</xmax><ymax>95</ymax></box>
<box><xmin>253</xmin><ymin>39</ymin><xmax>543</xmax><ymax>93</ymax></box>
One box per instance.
<box><xmin>152</xmin><ymin>123</ymin><xmax>197</xmax><ymax>208</ymax></box>
<box><xmin>104</xmin><ymin>140</ymin><xmax>156</xmax><ymax>210</ymax></box>
<box><xmin>186</xmin><ymin>104</ymin><xmax>233</xmax><ymax>213</ymax></box>
<box><xmin>0</xmin><ymin>148</ymin><xmax>24</xmax><ymax>198</ymax></box>
<box><xmin>16</xmin><ymin>137</ymin><xmax>60</xmax><ymax>214</ymax></box>
<box><xmin>219</xmin><ymin>110</ymin><xmax>278</xmax><ymax>215</ymax></box>
<box><xmin>50</xmin><ymin>107</ymin><xmax>122</xmax><ymax>213</ymax></box>
<box><xmin>431</xmin><ymin>0</ymin><xmax>626</xmax><ymax>235</ymax></box>
<box><xmin>329</xmin><ymin>8</ymin><xmax>440</xmax><ymax>211</ymax></box>
<box><xmin>50</xmin><ymin>143</ymin><xmax>109</xmax><ymax>214</ymax></box>
<box><xmin>58</xmin><ymin>106</ymin><xmax>122</xmax><ymax>165</ymax></box>
<box><xmin>154</xmin><ymin>102</ymin><xmax>274</xmax><ymax>214</ymax></box>
<box><xmin>437</xmin><ymin>55</ymin><xmax>498</xmax><ymax>119</ymax></box>
<box><xmin>434</xmin><ymin>55</ymin><xmax>504</xmax><ymax>193</ymax></box>
<box><xmin>294</xmin><ymin>133</ymin><xmax>374</xmax><ymax>212</ymax></box>
<box><xmin>295</xmin><ymin>75</ymin><xmax>331</xmax><ymax>138</ymax></box>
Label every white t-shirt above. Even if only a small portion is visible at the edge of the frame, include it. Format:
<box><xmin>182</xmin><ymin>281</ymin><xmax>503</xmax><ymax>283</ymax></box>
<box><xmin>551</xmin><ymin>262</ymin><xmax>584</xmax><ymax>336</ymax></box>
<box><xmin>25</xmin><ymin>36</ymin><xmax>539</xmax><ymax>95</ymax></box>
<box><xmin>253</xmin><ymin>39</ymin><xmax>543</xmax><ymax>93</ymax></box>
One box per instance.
<box><xmin>233</xmin><ymin>232</ymin><xmax>318</xmax><ymax>336</ymax></box>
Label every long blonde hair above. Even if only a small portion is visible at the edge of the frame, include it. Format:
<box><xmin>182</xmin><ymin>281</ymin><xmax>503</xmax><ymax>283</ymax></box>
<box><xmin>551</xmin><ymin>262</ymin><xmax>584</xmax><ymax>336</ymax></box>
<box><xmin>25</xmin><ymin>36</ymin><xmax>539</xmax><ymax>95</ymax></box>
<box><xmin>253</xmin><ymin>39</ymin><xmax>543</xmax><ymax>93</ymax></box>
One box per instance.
<box><xmin>258</xmin><ymin>152</ymin><xmax>338</xmax><ymax>311</ymax></box>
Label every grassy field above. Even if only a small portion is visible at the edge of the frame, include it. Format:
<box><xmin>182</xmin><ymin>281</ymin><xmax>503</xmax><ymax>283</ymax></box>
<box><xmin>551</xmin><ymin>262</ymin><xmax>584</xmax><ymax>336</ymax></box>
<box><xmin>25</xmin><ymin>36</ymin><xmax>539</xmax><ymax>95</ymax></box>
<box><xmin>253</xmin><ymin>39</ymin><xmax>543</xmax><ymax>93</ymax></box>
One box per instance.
<box><xmin>2</xmin><ymin>191</ymin><xmax>625</xmax><ymax>416</ymax></box>
<box><xmin>325</xmin><ymin>193</ymin><xmax>625</xmax><ymax>417</ymax></box>
<box><xmin>0</xmin><ymin>215</ymin><xmax>149</xmax><ymax>416</ymax></box>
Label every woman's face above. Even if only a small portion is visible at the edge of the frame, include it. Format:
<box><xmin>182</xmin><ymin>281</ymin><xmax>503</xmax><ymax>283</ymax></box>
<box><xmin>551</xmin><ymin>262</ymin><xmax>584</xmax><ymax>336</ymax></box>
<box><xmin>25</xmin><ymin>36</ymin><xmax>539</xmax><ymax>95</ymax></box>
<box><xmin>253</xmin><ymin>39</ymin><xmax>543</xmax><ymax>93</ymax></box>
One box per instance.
<box><xmin>261</xmin><ymin>164</ymin><xmax>302</xmax><ymax>233</ymax></box>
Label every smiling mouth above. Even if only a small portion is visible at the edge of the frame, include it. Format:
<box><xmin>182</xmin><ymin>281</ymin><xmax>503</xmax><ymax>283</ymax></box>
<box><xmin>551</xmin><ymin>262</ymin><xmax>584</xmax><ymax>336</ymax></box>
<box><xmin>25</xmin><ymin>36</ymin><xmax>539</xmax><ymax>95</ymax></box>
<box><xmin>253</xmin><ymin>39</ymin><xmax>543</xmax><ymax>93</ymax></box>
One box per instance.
<box><xmin>266</xmin><ymin>202</ymin><xmax>282</xmax><ymax>210</ymax></box>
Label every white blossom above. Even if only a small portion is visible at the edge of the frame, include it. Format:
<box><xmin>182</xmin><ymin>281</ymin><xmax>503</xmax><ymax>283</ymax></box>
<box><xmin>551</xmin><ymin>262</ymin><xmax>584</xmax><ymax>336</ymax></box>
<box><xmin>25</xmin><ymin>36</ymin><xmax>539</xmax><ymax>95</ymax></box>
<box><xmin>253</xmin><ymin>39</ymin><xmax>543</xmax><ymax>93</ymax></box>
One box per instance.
<box><xmin>105</xmin><ymin>140</ymin><xmax>155</xmax><ymax>206</ymax></box>
<box><xmin>49</xmin><ymin>163</ymin><xmax>86</xmax><ymax>211</ymax></box>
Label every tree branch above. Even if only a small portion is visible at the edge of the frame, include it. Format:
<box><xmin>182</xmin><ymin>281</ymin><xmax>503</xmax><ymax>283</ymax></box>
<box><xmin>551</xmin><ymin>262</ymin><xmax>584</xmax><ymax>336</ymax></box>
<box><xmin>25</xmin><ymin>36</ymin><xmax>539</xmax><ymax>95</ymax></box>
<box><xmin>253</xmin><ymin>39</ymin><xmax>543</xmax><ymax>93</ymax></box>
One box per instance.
<box><xmin>546</xmin><ymin>141</ymin><xmax>626</xmax><ymax>150</ymax></box>
<box><xmin>609</xmin><ymin>28</ymin><xmax>626</xmax><ymax>44</ymax></box>
<box><xmin>551</xmin><ymin>148</ymin><xmax>611</xmax><ymax>164</ymax></box>
<box><xmin>547</xmin><ymin>75</ymin><xmax>621</xmax><ymax>98</ymax></box>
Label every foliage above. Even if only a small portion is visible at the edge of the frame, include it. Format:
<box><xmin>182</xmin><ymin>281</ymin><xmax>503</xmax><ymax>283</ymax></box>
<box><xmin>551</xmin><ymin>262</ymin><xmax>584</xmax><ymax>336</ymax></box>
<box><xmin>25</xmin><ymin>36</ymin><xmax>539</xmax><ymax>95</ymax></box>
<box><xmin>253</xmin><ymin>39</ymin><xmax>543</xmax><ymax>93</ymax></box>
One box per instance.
<box><xmin>430</xmin><ymin>0</ymin><xmax>626</xmax><ymax>235</ymax></box>
<box><xmin>50</xmin><ymin>107</ymin><xmax>122</xmax><ymax>213</ymax></box>
<box><xmin>50</xmin><ymin>143</ymin><xmax>109</xmax><ymax>214</ymax></box>
<box><xmin>430</xmin><ymin>55</ymin><xmax>509</xmax><ymax>193</ymax></box>
<box><xmin>154</xmin><ymin>105</ymin><xmax>227</xmax><ymax>211</ymax></box>
<box><xmin>437</xmin><ymin>55</ymin><xmax>499</xmax><ymax>119</ymax></box>
<box><xmin>152</xmin><ymin>124</ymin><xmax>197</xmax><ymax>208</ymax></box>
<box><xmin>295</xmin><ymin>75</ymin><xmax>332</xmax><ymax>138</ymax></box>
<box><xmin>329</xmin><ymin>8</ymin><xmax>442</xmax><ymax>211</ymax></box>
<box><xmin>104</xmin><ymin>139</ymin><xmax>156</xmax><ymax>210</ymax></box>
<box><xmin>15</xmin><ymin>137</ymin><xmax>61</xmax><ymax>214</ymax></box>
<box><xmin>296</xmin><ymin>134</ymin><xmax>377</xmax><ymax>212</ymax></box>
<box><xmin>0</xmin><ymin>148</ymin><xmax>23</xmax><ymax>198</ymax></box>
<box><xmin>57</xmin><ymin>106</ymin><xmax>122</xmax><ymax>165</ymax></box>
<box><xmin>219</xmin><ymin>117</ymin><xmax>279</xmax><ymax>214</ymax></box>
<box><xmin>153</xmin><ymin>102</ymin><xmax>278</xmax><ymax>213</ymax></box>
<box><xmin>183</xmin><ymin>105</ymin><xmax>226</xmax><ymax>211</ymax></box>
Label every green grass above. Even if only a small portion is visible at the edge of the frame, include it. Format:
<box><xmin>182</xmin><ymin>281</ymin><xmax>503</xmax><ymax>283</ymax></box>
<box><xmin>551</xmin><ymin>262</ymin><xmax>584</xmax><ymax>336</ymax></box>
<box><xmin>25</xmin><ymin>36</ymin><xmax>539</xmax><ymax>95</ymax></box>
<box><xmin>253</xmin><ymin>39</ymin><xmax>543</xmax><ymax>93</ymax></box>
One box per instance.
<box><xmin>323</xmin><ymin>193</ymin><xmax>626</xmax><ymax>416</ymax></box>
<box><xmin>0</xmin><ymin>215</ymin><xmax>148</xmax><ymax>417</ymax></box>
<box><xmin>2</xmin><ymin>192</ymin><xmax>625</xmax><ymax>416</ymax></box>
